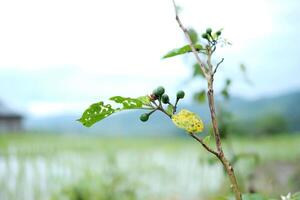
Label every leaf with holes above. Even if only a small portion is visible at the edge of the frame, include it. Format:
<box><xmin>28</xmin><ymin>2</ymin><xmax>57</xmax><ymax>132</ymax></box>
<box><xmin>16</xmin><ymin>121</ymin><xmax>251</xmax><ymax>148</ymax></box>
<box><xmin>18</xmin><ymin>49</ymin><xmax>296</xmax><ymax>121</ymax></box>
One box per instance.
<box><xmin>137</xmin><ymin>96</ymin><xmax>151</xmax><ymax>106</ymax></box>
<box><xmin>171</xmin><ymin>109</ymin><xmax>204</xmax><ymax>133</ymax></box>
<box><xmin>110</xmin><ymin>96</ymin><xmax>143</xmax><ymax>109</ymax></box>
<box><xmin>162</xmin><ymin>44</ymin><xmax>204</xmax><ymax>59</ymax></box>
<box><xmin>77</xmin><ymin>101</ymin><xmax>115</xmax><ymax>127</ymax></box>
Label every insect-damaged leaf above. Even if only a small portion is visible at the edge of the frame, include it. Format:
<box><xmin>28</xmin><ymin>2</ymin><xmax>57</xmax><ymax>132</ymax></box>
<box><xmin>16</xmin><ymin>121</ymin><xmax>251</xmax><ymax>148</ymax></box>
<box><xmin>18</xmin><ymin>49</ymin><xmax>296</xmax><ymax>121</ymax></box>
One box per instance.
<box><xmin>109</xmin><ymin>96</ymin><xmax>143</xmax><ymax>109</ymax></box>
<box><xmin>77</xmin><ymin>102</ymin><xmax>115</xmax><ymax>127</ymax></box>
<box><xmin>137</xmin><ymin>96</ymin><xmax>151</xmax><ymax>106</ymax></box>
<box><xmin>171</xmin><ymin>109</ymin><xmax>204</xmax><ymax>133</ymax></box>
<box><xmin>162</xmin><ymin>44</ymin><xmax>204</xmax><ymax>59</ymax></box>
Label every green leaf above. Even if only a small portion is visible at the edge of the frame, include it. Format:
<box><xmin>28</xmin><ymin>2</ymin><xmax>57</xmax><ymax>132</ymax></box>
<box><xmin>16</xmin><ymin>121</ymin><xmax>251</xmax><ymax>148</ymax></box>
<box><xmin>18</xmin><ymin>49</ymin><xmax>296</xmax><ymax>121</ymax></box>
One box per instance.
<box><xmin>242</xmin><ymin>193</ymin><xmax>269</xmax><ymax>200</ymax></box>
<box><xmin>291</xmin><ymin>192</ymin><xmax>300</xmax><ymax>200</ymax></box>
<box><xmin>211</xmin><ymin>28</ymin><xmax>224</xmax><ymax>40</ymax></box>
<box><xmin>188</xmin><ymin>28</ymin><xmax>198</xmax><ymax>44</ymax></box>
<box><xmin>193</xmin><ymin>63</ymin><xmax>205</xmax><ymax>77</ymax></box>
<box><xmin>166</xmin><ymin>104</ymin><xmax>174</xmax><ymax>116</ymax></box>
<box><xmin>221</xmin><ymin>89</ymin><xmax>229</xmax><ymax>99</ymax></box>
<box><xmin>162</xmin><ymin>44</ymin><xmax>204</xmax><ymax>59</ymax></box>
<box><xmin>194</xmin><ymin>90</ymin><xmax>206</xmax><ymax>103</ymax></box>
<box><xmin>137</xmin><ymin>96</ymin><xmax>151</xmax><ymax>105</ymax></box>
<box><xmin>109</xmin><ymin>96</ymin><xmax>143</xmax><ymax>109</ymax></box>
<box><xmin>240</xmin><ymin>63</ymin><xmax>246</xmax><ymax>72</ymax></box>
<box><xmin>77</xmin><ymin>102</ymin><xmax>115</xmax><ymax>127</ymax></box>
<box><xmin>203</xmin><ymin>135</ymin><xmax>211</xmax><ymax>145</ymax></box>
<box><xmin>221</xmin><ymin>79</ymin><xmax>231</xmax><ymax>100</ymax></box>
<box><xmin>225</xmin><ymin>78</ymin><xmax>231</xmax><ymax>86</ymax></box>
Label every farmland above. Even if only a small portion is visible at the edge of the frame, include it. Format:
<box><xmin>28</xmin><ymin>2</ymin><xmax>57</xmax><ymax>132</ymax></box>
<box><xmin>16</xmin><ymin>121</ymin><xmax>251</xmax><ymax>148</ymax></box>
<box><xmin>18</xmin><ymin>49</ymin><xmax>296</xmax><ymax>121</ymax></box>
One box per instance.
<box><xmin>0</xmin><ymin>133</ymin><xmax>300</xmax><ymax>200</ymax></box>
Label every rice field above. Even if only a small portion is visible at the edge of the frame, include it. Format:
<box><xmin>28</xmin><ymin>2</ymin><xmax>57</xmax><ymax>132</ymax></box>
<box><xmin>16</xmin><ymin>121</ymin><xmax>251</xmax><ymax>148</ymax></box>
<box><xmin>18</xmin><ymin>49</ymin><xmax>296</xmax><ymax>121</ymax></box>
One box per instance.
<box><xmin>0</xmin><ymin>133</ymin><xmax>299</xmax><ymax>200</ymax></box>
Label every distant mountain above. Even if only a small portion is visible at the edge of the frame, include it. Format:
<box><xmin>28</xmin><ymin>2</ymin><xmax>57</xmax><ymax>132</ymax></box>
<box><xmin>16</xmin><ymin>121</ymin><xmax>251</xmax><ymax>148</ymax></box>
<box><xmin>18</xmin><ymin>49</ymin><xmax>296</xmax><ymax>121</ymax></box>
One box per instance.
<box><xmin>24</xmin><ymin>90</ymin><xmax>300</xmax><ymax>135</ymax></box>
<box><xmin>226</xmin><ymin>91</ymin><xmax>300</xmax><ymax>131</ymax></box>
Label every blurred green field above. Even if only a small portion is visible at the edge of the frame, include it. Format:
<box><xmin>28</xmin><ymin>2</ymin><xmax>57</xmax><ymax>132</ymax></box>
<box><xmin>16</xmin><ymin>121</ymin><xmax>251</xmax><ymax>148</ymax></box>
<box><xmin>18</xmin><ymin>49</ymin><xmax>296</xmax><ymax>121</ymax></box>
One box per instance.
<box><xmin>1</xmin><ymin>133</ymin><xmax>300</xmax><ymax>160</ymax></box>
<box><xmin>0</xmin><ymin>133</ymin><xmax>299</xmax><ymax>200</ymax></box>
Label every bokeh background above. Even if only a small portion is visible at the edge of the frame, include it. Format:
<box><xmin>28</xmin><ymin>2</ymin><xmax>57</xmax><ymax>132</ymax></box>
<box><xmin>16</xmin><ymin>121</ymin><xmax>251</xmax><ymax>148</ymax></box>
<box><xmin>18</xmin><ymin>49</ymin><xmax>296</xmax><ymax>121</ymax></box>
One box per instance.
<box><xmin>0</xmin><ymin>0</ymin><xmax>300</xmax><ymax>199</ymax></box>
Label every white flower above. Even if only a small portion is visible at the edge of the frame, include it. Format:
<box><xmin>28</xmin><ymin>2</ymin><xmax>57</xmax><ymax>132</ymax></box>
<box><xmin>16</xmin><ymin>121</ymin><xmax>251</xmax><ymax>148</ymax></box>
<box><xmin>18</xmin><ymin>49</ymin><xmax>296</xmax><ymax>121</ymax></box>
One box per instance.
<box><xmin>281</xmin><ymin>192</ymin><xmax>291</xmax><ymax>200</ymax></box>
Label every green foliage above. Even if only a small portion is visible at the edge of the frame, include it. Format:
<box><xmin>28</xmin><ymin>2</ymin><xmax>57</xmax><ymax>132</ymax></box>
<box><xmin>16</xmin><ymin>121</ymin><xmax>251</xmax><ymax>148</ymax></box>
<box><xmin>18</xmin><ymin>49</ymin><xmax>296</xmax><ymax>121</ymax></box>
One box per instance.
<box><xmin>291</xmin><ymin>192</ymin><xmax>300</xmax><ymax>200</ymax></box>
<box><xmin>221</xmin><ymin>79</ymin><xmax>231</xmax><ymax>100</ymax></box>
<box><xmin>110</xmin><ymin>96</ymin><xmax>143</xmax><ymax>109</ymax></box>
<box><xmin>188</xmin><ymin>28</ymin><xmax>198</xmax><ymax>44</ymax></box>
<box><xmin>162</xmin><ymin>44</ymin><xmax>204</xmax><ymax>59</ymax></box>
<box><xmin>137</xmin><ymin>96</ymin><xmax>151</xmax><ymax>105</ymax></box>
<box><xmin>203</xmin><ymin>135</ymin><xmax>211</xmax><ymax>146</ymax></box>
<box><xmin>194</xmin><ymin>90</ymin><xmax>206</xmax><ymax>103</ymax></box>
<box><xmin>242</xmin><ymin>193</ymin><xmax>269</xmax><ymax>200</ymax></box>
<box><xmin>78</xmin><ymin>96</ymin><xmax>148</xmax><ymax>127</ymax></box>
<box><xmin>78</xmin><ymin>87</ymin><xmax>187</xmax><ymax>127</ymax></box>
<box><xmin>255</xmin><ymin>112</ymin><xmax>288</xmax><ymax>135</ymax></box>
<box><xmin>193</xmin><ymin>63</ymin><xmax>205</xmax><ymax>77</ymax></box>
<box><xmin>52</xmin><ymin>157</ymin><xmax>138</xmax><ymax>200</ymax></box>
<box><xmin>166</xmin><ymin>104</ymin><xmax>174</xmax><ymax>116</ymax></box>
<box><xmin>77</xmin><ymin>102</ymin><xmax>115</xmax><ymax>127</ymax></box>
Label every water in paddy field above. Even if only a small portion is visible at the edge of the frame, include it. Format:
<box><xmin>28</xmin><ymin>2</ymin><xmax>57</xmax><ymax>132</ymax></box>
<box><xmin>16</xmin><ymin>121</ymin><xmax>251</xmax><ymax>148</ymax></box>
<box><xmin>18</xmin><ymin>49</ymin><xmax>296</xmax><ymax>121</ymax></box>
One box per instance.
<box><xmin>0</xmin><ymin>146</ymin><xmax>224</xmax><ymax>200</ymax></box>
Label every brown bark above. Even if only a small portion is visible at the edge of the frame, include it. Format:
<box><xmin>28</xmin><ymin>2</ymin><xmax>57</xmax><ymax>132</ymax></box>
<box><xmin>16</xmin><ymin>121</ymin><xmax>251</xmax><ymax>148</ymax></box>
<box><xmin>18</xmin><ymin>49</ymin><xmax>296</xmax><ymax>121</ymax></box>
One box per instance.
<box><xmin>207</xmin><ymin>79</ymin><xmax>242</xmax><ymax>200</ymax></box>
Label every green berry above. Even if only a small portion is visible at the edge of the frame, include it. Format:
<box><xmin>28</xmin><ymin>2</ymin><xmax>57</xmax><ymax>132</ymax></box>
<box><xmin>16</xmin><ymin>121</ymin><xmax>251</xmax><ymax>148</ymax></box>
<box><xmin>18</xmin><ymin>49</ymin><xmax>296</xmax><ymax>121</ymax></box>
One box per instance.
<box><xmin>161</xmin><ymin>94</ymin><xmax>169</xmax><ymax>104</ymax></box>
<box><xmin>153</xmin><ymin>86</ymin><xmax>165</xmax><ymax>97</ymax></box>
<box><xmin>216</xmin><ymin>31</ymin><xmax>222</xmax><ymax>36</ymax></box>
<box><xmin>176</xmin><ymin>90</ymin><xmax>185</xmax><ymax>99</ymax></box>
<box><xmin>201</xmin><ymin>33</ymin><xmax>209</xmax><ymax>39</ymax></box>
<box><xmin>206</xmin><ymin>28</ymin><xmax>212</xmax><ymax>35</ymax></box>
<box><xmin>139</xmin><ymin>113</ymin><xmax>149</xmax><ymax>122</ymax></box>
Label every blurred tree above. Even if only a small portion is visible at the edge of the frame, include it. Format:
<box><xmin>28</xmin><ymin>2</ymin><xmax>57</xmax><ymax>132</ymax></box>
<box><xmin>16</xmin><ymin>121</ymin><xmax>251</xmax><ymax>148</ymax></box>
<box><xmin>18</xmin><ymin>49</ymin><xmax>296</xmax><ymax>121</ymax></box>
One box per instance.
<box><xmin>256</xmin><ymin>112</ymin><xmax>288</xmax><ymax>135</ymax></box>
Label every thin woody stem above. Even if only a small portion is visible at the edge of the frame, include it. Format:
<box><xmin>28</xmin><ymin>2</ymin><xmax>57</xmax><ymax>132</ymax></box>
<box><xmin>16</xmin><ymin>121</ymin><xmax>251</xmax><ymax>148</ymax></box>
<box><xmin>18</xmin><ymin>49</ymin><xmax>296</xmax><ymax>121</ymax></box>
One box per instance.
<box><xmin>171</xmin><ymin>0</ymin><xmax>209</xmax><ymax>79</ymax></box>
<box><xmin>214</xmin><ymin>58</ymin><xmax>224</xmax><ymax>75</ymax></box>
<box><xmin>190</xmin><ymin>133</ymin><xmax>218</xmax><ymax>157</ymax></box>
<box><xmin>171</xmin><ymin>1</ymin><xmax>242</xmax><ymax>199</ymax></box>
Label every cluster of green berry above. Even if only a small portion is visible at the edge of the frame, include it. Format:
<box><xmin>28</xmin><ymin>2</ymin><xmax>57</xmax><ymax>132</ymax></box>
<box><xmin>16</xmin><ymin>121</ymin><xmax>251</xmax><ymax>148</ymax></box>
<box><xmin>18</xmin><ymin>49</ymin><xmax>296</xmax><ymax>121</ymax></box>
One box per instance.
<box><xmin>201</xmin><ymin>28</ymin><xmax>222</xmax><ymax>43</ymax></box>
<box><xmin>139</xmin><ymin>86</ymin><xmax>185</xmax><ymax>122</ymax></box>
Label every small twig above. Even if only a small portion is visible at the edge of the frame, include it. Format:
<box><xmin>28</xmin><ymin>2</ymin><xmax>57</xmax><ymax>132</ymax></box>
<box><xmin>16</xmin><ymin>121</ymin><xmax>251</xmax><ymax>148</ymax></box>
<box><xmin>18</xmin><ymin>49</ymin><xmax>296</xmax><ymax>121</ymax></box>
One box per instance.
<box><xmin>190</xmin><ymin>133</ymin><xmax>219</xmax><ymax>157</ymax></box>
<box><xmin>207</xmin><ymin>49</ymin><xmax>213</xmax><ymax>72</ymax></box>
<box><xmin>171</xmin><ymin>1</ymin><xmax>242</xmax><ymax>199</ymax></box>
<box><xmin>172</xmin><ymin>0</ymin><xmax>209</xmax><ymax>80</ymax></box>
<box><xmin>139</xmin><ymin>107</ymin><xmax>155</xmax><ymax>110</ymax></box>
<box><xmin>151</xmin><ymin>100</ymin><xmax>172</xmax><ymax>118</ymax></box>
<box><xmin>213</xmin><ymin>58</ymin><xmax>224</xmax><ymax>75</ymax></box>
<box><xmin>148</xmin><ymin>108</ymin><xmax>158</xmax><ymax>115</ymax></box>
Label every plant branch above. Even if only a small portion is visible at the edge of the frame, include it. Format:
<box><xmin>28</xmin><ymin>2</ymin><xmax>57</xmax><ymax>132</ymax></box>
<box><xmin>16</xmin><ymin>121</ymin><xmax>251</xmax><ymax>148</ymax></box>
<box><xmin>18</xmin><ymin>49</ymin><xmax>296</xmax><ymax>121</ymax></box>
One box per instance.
<box><xmin>172</xmin><ymin>0</ymin><xmax>209</xmax><ymax>79</ymax></box>
<box><xmin>207</xmin><ymin>48</ymin><xmax>213</xmax><ymax>72</ymax></box>
<box><xmin>213</xmin><ymin>58</ymin><xmax>224</xmax><ymax>75</ymax></box>
<box><xmin>190</xmin><ymin>133</ymin><xmax>218</xmax><ymax>157</ymax></box>
<box><xmin>151</xmin><ymin>100</ymin><xmax>172</xmax><ymax>118</ymax></box>
<box><xmin>172</xmin><ymin>1</ymin><xmax>242</xmax><ymax>199</ymax></box>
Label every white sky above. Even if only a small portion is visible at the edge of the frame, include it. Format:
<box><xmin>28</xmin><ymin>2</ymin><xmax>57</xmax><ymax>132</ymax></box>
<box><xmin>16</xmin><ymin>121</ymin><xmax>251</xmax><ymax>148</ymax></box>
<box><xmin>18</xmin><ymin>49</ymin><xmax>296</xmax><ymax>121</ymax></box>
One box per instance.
<box><xmin>0</xmin><ymin>0</ymin><xmax>299</xmax><ymax>116</ymax></box>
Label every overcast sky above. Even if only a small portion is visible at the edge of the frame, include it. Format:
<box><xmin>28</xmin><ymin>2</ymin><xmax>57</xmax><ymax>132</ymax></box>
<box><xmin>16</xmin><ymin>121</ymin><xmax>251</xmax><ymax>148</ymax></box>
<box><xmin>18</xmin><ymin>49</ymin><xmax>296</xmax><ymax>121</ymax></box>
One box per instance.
<box><xmin>0</xmin><ymin>0</ymin><xmax>300</xmax><ymax>117</ymax></box>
